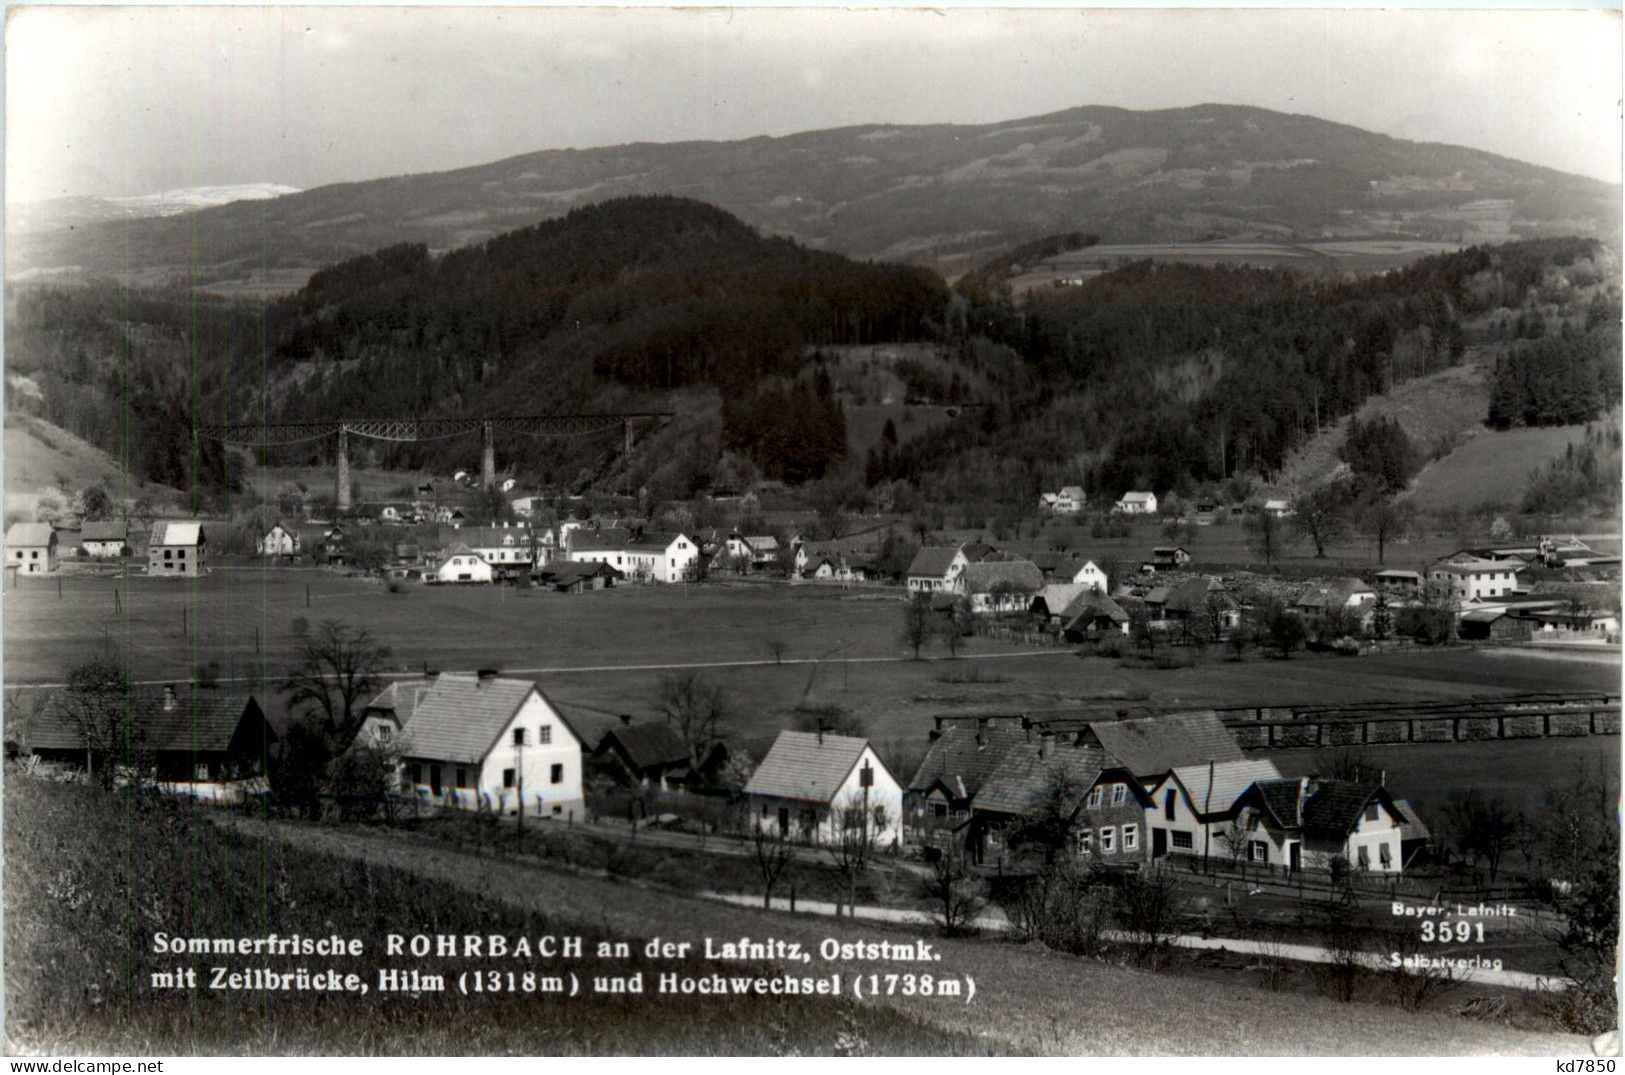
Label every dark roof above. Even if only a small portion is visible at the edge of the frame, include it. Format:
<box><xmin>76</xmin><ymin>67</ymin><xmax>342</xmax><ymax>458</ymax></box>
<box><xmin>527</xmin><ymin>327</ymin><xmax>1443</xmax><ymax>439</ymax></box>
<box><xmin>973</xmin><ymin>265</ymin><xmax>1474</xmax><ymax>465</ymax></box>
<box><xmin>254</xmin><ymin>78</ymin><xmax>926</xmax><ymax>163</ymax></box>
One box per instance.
<box><xmin>1079</xmin><ymin>711</ymin><xmax>1242</xmax><ymax>777</ymax></box>
<box><xmin>626</xmin><ymin>530</ymin><xmax>685</xmax><ymax>552</ymax></box>
<box><xmin>568</xmin><ymin>527</ymin><xmax>633</xmax><ymax>552</ymax></box>
<box><xmin>973</xmin><ymin>742</ymin><xmax>1107</xmax><ymax>816</ymax></box>
<box><xmin>535</xmin><ymin>560</ymin><xmax>621</xmax><ymax>582</ymax></box>
<box><xmin>1248</xmin><ymin>778</ymin><xmax>1390</xmax><ymax>838</ymax></box>
<box><xmin>80</xmin><ymin>521</ymin><xmax>128</xmax><ymax>542</ymax></box>
<box><xmin>597</xmin><ymin>722</ymin><xmax>689</xmax><ymax>771</ymax></box>
<box><xmin>907</xmin><ymin>546</ymin><xmax>961</xmax><ymax>578</ymax></box>
<box><xmin>31</xmin><ymin>687</ymin><xmax>268</xmax><ymax>753</ymax></box>
<box><xmin>907</xmin><ymin>718</ymin><xmax>1028</xmax><ymax>798</ymax></box>
<box><xmin>1060</xmin><ymin>589</ymin><xmax>1129</xmax><ymax>626</ymax></box>
<box><xmin>1155</xmin><ymin>577</ymin><xmax>1233</xmax><ymax>614</ymax></box>
<box><xmin>1393</xmin><ymin>798</ymin><xmax>1431</xmax><ymax>842</ymax></box>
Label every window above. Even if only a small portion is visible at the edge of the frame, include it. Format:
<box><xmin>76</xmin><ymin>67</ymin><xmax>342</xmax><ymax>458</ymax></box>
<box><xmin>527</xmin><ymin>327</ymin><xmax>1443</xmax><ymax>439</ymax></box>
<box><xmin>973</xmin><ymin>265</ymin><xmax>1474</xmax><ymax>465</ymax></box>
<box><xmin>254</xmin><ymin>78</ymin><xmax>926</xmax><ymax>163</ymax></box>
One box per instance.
<box><xmin>1100</xmin><ymin>827</ymin><xmax>1116</xmax><ymax>853</ymax></box>
<box><xmin>1364</xmin><ymin>803</ymin><xmax>1380</xmax><ymax>823</ymax></box>
<box><xmin>1172</xmin><ymin>830</ymin><xmax>1194</xmax><ymax>851</ymax></box>
<box><xmin>550</xmin><ymin>763</ymin><xmax>564</xmax><ymax>784</ymax></box>
<box><xmin>164</xmin><ymin>549</ymin><xmax>172</xmax><ymax>560</ymax></box>
<box><xmin>1249</xmin><ymin>840</ymin><xmax>1269</xmax><ymax>863</ymax></box>
<box><xmin>409</xmin><ymin>763</ymin><xmax>422</xmax><ymax>785</ymax></box>
<box><xmin>513</xmin><ymin>728</ymin><xmax>526</xmax><ymax>746</ymax></box>
<box><xmin>933</xmin><ymin>802</ymin><xmax>948</xmax><ymax>819</ymax></box>
<box><xmin>1086</xmin><ymin>786</ymin><xmax>1104</xmax><ymax>809</ymax></box>
<box><xmin>503</xmin><ymin>768</ymin><xmax>516</xmax><ymax>788</ymax></box>
<box><xmin>1076</xmin><ymin>830</ymin><xmax>1093</xmax><ymax>857</ymax></box>
<box><xmin>1379</xmin><ymin>842</ymin><xmax>1393</xmax><ymax>867</ymax></box>
<box><xmin>377</xmin><ymin>726</ymin><xmax>392</xmax><ymax>741</ymax></box>
<box><xmin>538</xmin><ymin>725</ymin><xmax>552</xmax><ymax>745</ymax></box>
<box><xmin>1356</xmin><ymin>844</ymin><xmax>1370</xmax><ymax>869</ymax></box>
<box><xmin>455</xmin><ymin>767</ymin><xmax>468</xmax><ymax>788</ymax></box>
<box><xmin>1164</xmin><ymin>789</ymin><xmax>1177</xmax><ymax>820</ymax></box>
<box><xmin>1122</xmin><ymin>824</ymin><xmax>1138</xmax><ymax>851</ymax></box>
<box><xmin>1110</xmin><ymin>783</ymin><xmax>1126</xmax><ymax>806</ymax></box>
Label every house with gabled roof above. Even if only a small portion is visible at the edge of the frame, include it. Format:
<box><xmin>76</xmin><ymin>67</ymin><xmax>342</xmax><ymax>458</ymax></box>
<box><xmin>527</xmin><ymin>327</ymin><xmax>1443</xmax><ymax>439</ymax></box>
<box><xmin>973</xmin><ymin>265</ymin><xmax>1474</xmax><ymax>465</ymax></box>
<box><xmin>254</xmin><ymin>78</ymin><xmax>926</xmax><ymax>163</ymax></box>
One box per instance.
<box><xmin>30</xmin><ymin>684</ymin><xmax>274</xmax><ymax>782</ymax></box>
<box><xmin>1071</xmin><ymin>710</ymin><xmax>1243</xmax><ymax>783</ymax></box>
<box><xmin>431</xmin><ymin>543</ymin><xmax>493</xmax><ymax>584</ymax></box>
<box><xmin>1144</xmin><ymin>756</ymin><xmax>1284</xmax><ymax>861</ymax></box>
<box><xmin>1114</xmin><ymin>490</ymin><xmax>1158</xmax><ymax>515</ymax></box>
<box><xmin>533</xmin><ymin>559</ymin><xmax>621</xmax><ymax>592</ymax></box>
<box><xmin>1031</xmin><ymin>582</ymin><xmax>1095</xmax><ymax>623</ymax></box>
<box><xmin>905</xmin><ymin>545</ymin><xmax>968</xmax><ymax>594</ymax></box>
<box><xmin>568</xmin><ymin>529</ymin><xmax>698</xmax><ymax>583</ymax></box>
<box><xmin>593</xmin><ymin>715</ymin><xmax>724</xmax><ymax>789</ymax></box>
<box><xmin>724</xmin><ymin>532</ymin><xmax>781</xmax><ymax>571</ymax></box>
<box><xmin>5</xmin><ymin>522</ymin><xmax>57</xmax><ymax>575</ymax></box>
<box><xmin>80</xmin><ymin>520</ymin><xmax>130</xmax><ymax>558</ymax></box>
<box><xmin>398</xmin><ymin>672</ymin><xmax>584</xmax><ymax>817</ymax></box>
<box><xmin>147</xmin><ymin>521</ymin><xmax>205</xmax><ymax>576</ymax></box>
<box><xmin>259</xmin><ymin>522</ymin><xmax>299</xmax><ymax>559</ymax></box>
<box><xmin>1059</xmin><ymin>590</ymin><xmax>1131</xmax><ymax>640</ymax></box>
<box><xmin>907</xmin><ymin>716</ymin><xmax>1028</xmax><ymax>835</ymax></box>
<box><xmin>744</xmin><ymin>731</ymin><xmax>903</xmax><ymax>847</ymax></box>
<box><xmin>958</xmin><ymin>559</ymin><xmax>1045</xmax><ymax>613</ymax></box>
<box><xmin>1231</xmin><ymin>776</ymin><xmax>1406</xmax><ymax>873</ymax></box>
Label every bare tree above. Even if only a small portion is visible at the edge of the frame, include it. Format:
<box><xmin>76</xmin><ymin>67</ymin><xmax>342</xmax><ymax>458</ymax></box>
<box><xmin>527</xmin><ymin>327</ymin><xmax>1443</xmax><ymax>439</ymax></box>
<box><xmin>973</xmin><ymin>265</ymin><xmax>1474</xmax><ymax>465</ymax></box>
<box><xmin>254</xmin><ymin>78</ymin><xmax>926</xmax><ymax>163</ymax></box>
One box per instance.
<box><xmin>921</xmin><ymin>841</ymin><xmax>985</xmax><ymax>937</ymax></box>
<box><xmin>826</xmin><ymin>795</ymin><xmax>883</xmax><ymax>917</ymax></box>
<box><xmin>900</xmin><ymin>594</ymin><xmax>934</xmax><ymax>659</ymax></box>
<box><xmin>1445</xmin><ymin>788</ymin><xmax>1520</xmax><ymax>890</ymax></box>
<box><xmin>766</xmin><ymin>638</ymin><xmax>789</xmax><ymax>664</ymax></box>
<box><xmin>1242</xmin><ymin>508</ymin><xmax>1283</xmax><ymax>566</ymax></box>
<box><xmin>655</xmin><ymin>670</ymin><xmax>731</xmax><ymax>771</ymax></box>
<box><xmin>279</xmin><ymin>620</ymin><xmax>391</xmax><ymax>745</ymax></box>
<box><xmin>1360</xmin><ymin>493</ymin><xmax>1412</xmax><ymax>565</ymax></box>
<box><xmin>751</xmin><ymin>822</ymin><xmax>795</xmax><ymax>909</ymax></box>
<box><xmin>939</xmin><ymin>596</ymin><xmax>974</xmax><ymax>658</ymax></box>
<box><xmin>1114</xmin><ymin>865</ymin><xmax>1184</xmax><ymax>967</ymax></box>
<box><xmin>1383</xmin><ymin>930</ymin><xmax>1462</xmax><ymax>1011</ymax></box>
<box><xmin>1289</xmin><ymin>482</ymin><xmax>1353</xmax><ymax>558</ymax></box>
<box><xmin>55</xmin><ymin>657</ymin><xmax>143</xmax><ymax>789</ymax></box>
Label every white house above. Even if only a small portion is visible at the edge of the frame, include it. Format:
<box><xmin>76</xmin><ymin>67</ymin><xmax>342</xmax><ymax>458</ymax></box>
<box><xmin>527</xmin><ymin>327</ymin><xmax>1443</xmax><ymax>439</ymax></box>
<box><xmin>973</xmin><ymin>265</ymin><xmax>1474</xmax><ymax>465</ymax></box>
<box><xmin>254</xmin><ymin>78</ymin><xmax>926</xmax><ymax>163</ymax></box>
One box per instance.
<box><xmin>958</xmin><ymin>559</ymin><xmax>1046</xmax><ymax>614</ymax></box>
<box><xmin>259</xmin><ymin>523</ymin><xmax>299</xmax><ymax>559</ymax></box>
<box><xmin>1143</xmin><ymin>758</ymin><xmax>1283</xmax><ymax>862</ymax></box>
<box><xmin>744</xmin><ymin>731</ymin><xmax>904</xmax><ymax>848</ymax></box>
<box><xmin>1261</xmin><ymin>499</ymin><xmax>1292</xmax><ymax>519</ymax></box>
<box><xmin>398</xmin><ymin>672</ymin><xmax>584</xmax><ymax>818</ymax></box>
<box><xmin>1114</xmin><ymin>490</ymin><xmax>1158</xmax><ymax>515</ymax></box>
<box><xmin>569</xmin><ymin>529</ymin><xmax>698</xmax><ymax>583</ymax></box>
<box><xmin>5</xmin><ymin>522</ymin><xmax>57</xmax><ymax>575</ymax></box>
<box><xmin>80</xmin><ymin>521</ymin><xmax>130</xmax><ymax>558</ymax></box>
<box><xmin>1230</xmin><ymin>777</ymin><xmax>1407</xmax><ymax>874</ymax></box>
<box><xmin>1058</xmin><ymin>558</ymin><xmax>1108</xmax><ymax>590</ymax></box>
<box><xmin>724</xmin><ymin>533</ymin><xmax>780</xmax><ymax>570</ymax></box>
<box><xmin>905</xmin><ymin>546</ymin><xmax>969</xmax><ymax>594</ymax></box>
<box><xmin>1040</xmin><ymin>485</ymin><xmax>1086</xmax><ymax>514</ymax></box>
<box><xmin>1426</xmin><ymin>558</ymin><xmax>1524</xmax><ymax>603</ymax></box>
<box><xmin>147</xmin><ymin>521</ymin><xmax>205</xmax><ymax>577</ymax></box>
<box><xmin>448</xmin><ymin>524</ymin><xmax>536</xmax><ymax>571</ymax></box>
<box><xmin>432</xmin><ymin>543</ymin><xmax>493</xmax><ymax>584</ymax></box>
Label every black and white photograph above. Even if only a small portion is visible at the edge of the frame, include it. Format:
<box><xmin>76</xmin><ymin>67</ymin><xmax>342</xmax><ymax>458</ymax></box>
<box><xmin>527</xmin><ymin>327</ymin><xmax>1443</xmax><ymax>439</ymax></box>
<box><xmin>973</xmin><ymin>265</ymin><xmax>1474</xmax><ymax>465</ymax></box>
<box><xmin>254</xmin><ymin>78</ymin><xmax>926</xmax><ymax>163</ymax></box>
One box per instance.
<box><xmin>2</xmin><ymin>4</ymin><xmax>1621</xmax><ymax>1059</ymax></box>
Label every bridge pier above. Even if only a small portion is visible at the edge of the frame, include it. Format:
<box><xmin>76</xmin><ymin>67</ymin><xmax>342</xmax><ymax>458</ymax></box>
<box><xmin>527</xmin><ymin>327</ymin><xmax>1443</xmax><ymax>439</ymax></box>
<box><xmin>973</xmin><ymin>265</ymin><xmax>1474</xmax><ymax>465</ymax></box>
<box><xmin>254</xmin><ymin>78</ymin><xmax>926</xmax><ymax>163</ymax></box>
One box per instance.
<box><xmin>481</xmin><ymin>422</ymin><xmax>496</xmax><ymax>490</ymax></box>
<box><xmin>336</xmin><ymin>425</ymin><xmax>351</xmax><ymax>513</ymax></box>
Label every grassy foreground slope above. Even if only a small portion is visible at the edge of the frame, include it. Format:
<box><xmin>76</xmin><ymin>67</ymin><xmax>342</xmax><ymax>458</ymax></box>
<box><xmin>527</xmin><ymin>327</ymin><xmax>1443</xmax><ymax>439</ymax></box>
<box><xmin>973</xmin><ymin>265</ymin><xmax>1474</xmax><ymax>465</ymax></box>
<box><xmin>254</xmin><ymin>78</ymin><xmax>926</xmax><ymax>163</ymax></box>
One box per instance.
<box><xmin>3</xmin><ymin>773</ymin><xmax>1585</xmax><ymax>1055</ymax></box>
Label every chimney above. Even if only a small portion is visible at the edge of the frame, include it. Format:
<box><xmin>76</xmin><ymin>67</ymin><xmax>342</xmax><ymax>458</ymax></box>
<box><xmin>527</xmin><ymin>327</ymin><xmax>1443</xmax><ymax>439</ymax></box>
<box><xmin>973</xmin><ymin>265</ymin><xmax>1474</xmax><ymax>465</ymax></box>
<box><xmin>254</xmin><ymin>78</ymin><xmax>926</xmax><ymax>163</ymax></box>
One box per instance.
<box><xmin>1298</xmin><ymin>775</ymin><xmax>1312</xmax><ymax>825</ymax></box>
<box><xmin>424</xmin><ymin>667</ymin><xmax>440</xmax><ymax>680</ymax></box>
<box><xmin>975</xmin><ymin>716</ymin><xmax>988</xmax><ymax>747</ymax></box>
<box><xmin>1037</xmin><ymin>731</ymin><xmax>1054</xmax><ymax>759</ymax></box>
<box><xmin>619</xmin><ymin>714</ymin><xmax>633</xmax><ymax>726</ymax></box>
<box><xmin>927</xmin><ymin>729</ymin><xmax>942</xmax><ymax>742</ymax></box>
<box><xmin>476</xmin><ymin>668</ymin><xmax>499</xmax><ymax>686</ymax></box>
<box><xmin>163</xmin><ymin>685</ymin><xmax>177</xmax><ymax>712</ymax></box>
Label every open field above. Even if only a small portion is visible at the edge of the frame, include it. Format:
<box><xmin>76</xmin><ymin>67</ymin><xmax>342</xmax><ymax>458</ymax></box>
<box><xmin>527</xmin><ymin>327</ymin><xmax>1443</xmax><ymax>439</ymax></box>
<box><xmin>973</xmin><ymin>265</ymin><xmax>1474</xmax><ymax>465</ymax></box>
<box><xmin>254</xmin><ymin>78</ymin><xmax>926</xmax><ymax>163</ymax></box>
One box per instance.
<box><xmin>1408</xmin><ymin>425</ymin><xmax>1592</xmax><ymax>513</ymax></box>
<box><xmin>1009</xmin><ymin>238</ymin><xmax>1468</xmax><ymax>295</ymax></box>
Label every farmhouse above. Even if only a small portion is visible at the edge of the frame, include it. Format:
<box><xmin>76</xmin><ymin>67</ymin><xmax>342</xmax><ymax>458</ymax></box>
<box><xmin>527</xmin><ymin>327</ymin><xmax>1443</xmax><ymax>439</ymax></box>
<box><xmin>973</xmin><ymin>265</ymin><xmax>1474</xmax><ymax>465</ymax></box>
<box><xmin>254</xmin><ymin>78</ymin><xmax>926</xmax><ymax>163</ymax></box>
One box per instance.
<box><xmin>1261</xmin><ymin>499</ymin><xmax>1292</xmax><ymax>518</ymax></box>
<box><xmin>431</xmin><ymin>543</ymin><xmax>493</xmax><ymax>584</ymax></box>
<box><xmin>907</xmin><ymin>716</ymin><xmax>1028</xmax><ymax>835</ymax></box>
<box><xmin>969</xmin><ymin>734</ymin><xmax>1151</xmax><ymax>866</ymax></box>
<box><xmin>959</xmin><ymin>559</ymin><xmax>1045</xmax><ymax>613</ymax></box>
<box><xmin>1059</xmin><ymin>590</ymin><xmax>1131</xmax><ymax>640</ymax></box>
<box><xmin>147</xmin><ymin>521</ymin><xmax>206</xmax><ymax>577</ymax></box>
<box><xmin>592</xmin><ymin>716</ymin><xmax>716</xmax><ymax>789</ymax></box>
<box><xmin>259</xmin><ymin>523</ymin><xmax>299</xmax><ymax>559</ymax></box>
<box><xmin>30</xmin><ymin>685</ymin><xmax>275</xmax><ymax>783</ymax></box>
<box><xmin>1072</xmin><ymin>710</ymin><xmax>1244</xmax><ymax>782</ymax></box>
<box><xmin>5</xmin><ymin>522</ymin><xmax>57</xmax><ymax>575</ymax></box>
<box><xmin>744</xmin><ymin>731</ymin><xmax>903</xmax><ymax>848</ymax></box>
<box><xmin>1114</xmin><ymin>490</ymin><xmax>1158</xmax><ymax>515</ymax></box>
<box><xmin>905</xmin><ymin>545</ymin><xmax>969</xmax><ymax>594</ymax></box>
<box><xmin>569</xmin><ymin>529</ymin><xmax>698</xmax><ymax>583</ymax></box>
<box><xmin>1374</xmin><ymin>569</ymin><xmax>1423</xmax><ymax>594</ymax></box>
<box><xmin>723</xmin><ymin>533</ymin><xmax>780</xmax><ymax>570</ymax></box>
<box><xmin>446</xmin><ymin>525</ymin><xmax>536</xmax><ymax>573</ymax></box>
<box><xmin>1426</xmin><ymin>557</ymin><xmax>1523</xmax><ymax>602</ymax></box>
<box><xmin>398</xmin><ymin>672</ymin><xmax>584</xmax><ymax>817</ymax></box>
<box><xmin>1230</xmin><ymin>777</ymin><xmax>1406</xmax><ymax>874</ymax></box>
<box><xmin>1039</xmin><ymin>485</ymin><xmax>1086</xmax><ymax>514</ymax></box>
<box><xmin>295</xmin><ymin>525</ymin><xmax>347</xmax><ymax>565</ymax></box>
<box><xmin>360</xmin><ymin>679</ymin><xmax>434</xmax><ymax>749</ymax></box>
<box><xmin>1295</xmin><ymin>577</ymin><xmax>1378</xmax><ymax>630</ymax></box>
<box><xmin>1144</xmin><ymin>757</ymin><xmax>1284</xmax><ymax>862</ymax></box>
<box><xmin>1030</xmin><ymin>551</ymin><xmax>1107</xmax><ymax>589</ymax></box>
<box><xmin>1150</xmin><ymin>546</ymin><xmax>1192</xmax><ymax>568</ymax></box>
<box><xmin>532</xmin><ymin>560</ymin><xmax>621</xmax><ymax>592</ymax></box>
<box><xmin>1145</xmin><ymin>577</ymin><xmax>1240</xmax><ymax>634</ymax></box>
<box><xmin>1030</xmin><ymin>582</ymin><xmax>1094</xmax><ymax>623</ymax></box>
<box><xmin>1456</xmin><ymin>608</ymin><xmax>1533</xmax><ymax>642</ymax></box>
<box><xmin>80</xmin><ymin>520</ymin><xmax>129</xmax><ymax>558</ymax></box>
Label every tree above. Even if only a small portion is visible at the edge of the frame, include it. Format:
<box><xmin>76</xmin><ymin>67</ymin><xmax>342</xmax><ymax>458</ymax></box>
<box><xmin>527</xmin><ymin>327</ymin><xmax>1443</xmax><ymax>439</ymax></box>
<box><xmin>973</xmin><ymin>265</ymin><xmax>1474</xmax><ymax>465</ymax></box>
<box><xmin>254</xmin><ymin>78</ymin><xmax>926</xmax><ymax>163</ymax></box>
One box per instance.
<box><xmin>1341</xmin><ymin>415</ymin><xmax>1419</xmax><ymax>496</ymax></box>
<box><xmin>766</xmin><ymin>638</ymin><xmax>789</xmax><ymax>664</ymax></box>
<box><xmin>1445</xmin><ymin>789</ymin><xmax>1520</xmax><ymax>890</ymax></box>
<box><xmin>939</xmin><ymin>596</ymin><xmax>974</xmax><ymax>658</ymax></box>
<box><xmin>900</xmin><ymin>594</ymin><xmax>934</xmax><ymax>659</ymax></box>
<box><xmin>921</xmin><ymin>841</ymin><xmax>985</xmax><ymax>937</ymax></box>
<box><xmin>56</xmin><ymin>657</ymin><xmax>142</xmax><ymax>789</ymax></box>
<box><xmin>1359</xmin><ymin>493</ymin><xmax>1411</xmax><ymax>565</ymax></box>
<box><xmin>1011</xmin><ymin>760</ymin><xmax>1084</xmax><ymax>865</ymax></box>
<box><xmin>1289</xmin><ymin>482</ymin><xmax>1352</xmax><ymax>558</ymax></box>
<box><xmin>826</xmin><ymin>794</ymin><xmax>885</xmax><ymax>916</ymax></box>
<box><xmin>1258</xmin><ymin>597</ymin><xmax>1305</xmax><ymax>658</ymax></box>
<box><xmin>278</xmin><ymin>620</ymin><xmax>392</xmax><ymax>746</ymax></box>
<box><xmin>274</xmin><ymin>482</ymin><xmax>306</xmax><ymax>521</ymax></box>
<box><xmin>1114</xmin><ymin>865</ymin><xmax>1184</xmax><ymax>967</ymax></box>
<box><xmin>75</xmin><ymin>484</ymin><xmax>114</xmax><ymax>521</ymax></box>
<box><xmin>654</xmin><ymin>670</ymin><xmax>731</xmax><ymax>770</ymax></box>
<box><xmin>1242</xmin><ymin>508</ymin><xmax>1283</xmax><ymax>566</ymax></box>
<box><xmin>751</xmin><ymin>822</ymin><xmax>795</xmax><ymax>909</ymax></box>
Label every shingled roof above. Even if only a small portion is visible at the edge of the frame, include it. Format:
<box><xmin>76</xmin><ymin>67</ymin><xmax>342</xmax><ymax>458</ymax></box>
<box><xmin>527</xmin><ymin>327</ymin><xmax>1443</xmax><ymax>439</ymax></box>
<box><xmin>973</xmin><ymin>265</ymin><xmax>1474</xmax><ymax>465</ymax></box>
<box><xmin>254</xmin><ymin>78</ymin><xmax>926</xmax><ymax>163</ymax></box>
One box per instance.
<box><xmin>80</xmin><ymin>521</ymin><xmax>128</xmax><ymax>542</ymax></box>
<box><xmin>1060</xmin><ymin>589</ymin><xmax>1129</xmax><ymax>626</ymax></box>
<box><xmin>401</xmin><ymin>674</ymin><xmax>572</xmax><ymax>765</ymax></box>
<box><xmin>1032</xmin><ymin>582</ymin><xmax>1093</xmax><ymax>616</ymax></box>
<box><xmin>365</xmin><ymin>681</ymin><xmax>433</xmax><ymax>727</ymax></box>
<box><xmin>744</xmin><ymin>731</ymin><xmax>888</xmax><ymax>805</ymax></box>
<box><xmin>5</xmin><ymin>523</ymin><xmax>54</xmax><ymax>548</ymax></box>
<box><xmin>1247</xmin><ymin>777</ymin><xmax>1392</xmax><ymax>838</ymax></box>
<box><xmin>568</xmin><ymin>527</ymin><xmax>633</xmax><ymax>552</ymax></box>
<box><xmin>974</xmin><ymin>742</ymin><xmax>1107</xmax><ymax>817</ymax></box>
<box><xmin>31</xmin><ymin>687</ymin><xmax>268</xmax><ymax>753</ymax></box>
<box><xmin>150</xmin><ymin>521</ymin><xmax>203</xmax><ymax>547</ymax></box>
<box><xmin>907</xmin><ymin>546</ymin><xmax>962</xmax><ymax>579</ymax></box>
<box><xmin>962</xmin><ymin>559</ymin><xmax>1044</xmax><ymax>595</ymax></box>
<box><xmin>597</xmin><ymin>721</ymin><xmax>690</xmax><ymax>771</ymax></box>
<box><xmin>907</xmin><ymin>717</ymin><xmax>1028</xmax><ymax>798</ymax></box>
<box><xmin>1079</xmin><ymin>711</ymin><xmax>1242</xmax><ymax>777</ymax></box>
<box><xmin>1168</xmin><ymin>757</ymin><xmax>1283</xmax><ymax>816</ymax></box>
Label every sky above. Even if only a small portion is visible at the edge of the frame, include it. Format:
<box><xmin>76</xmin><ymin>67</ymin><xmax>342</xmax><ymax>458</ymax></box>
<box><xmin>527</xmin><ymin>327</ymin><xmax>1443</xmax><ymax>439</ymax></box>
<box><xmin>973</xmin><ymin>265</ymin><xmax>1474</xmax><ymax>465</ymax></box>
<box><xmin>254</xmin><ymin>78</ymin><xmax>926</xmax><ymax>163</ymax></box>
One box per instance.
<box><xmin>6</xmin><ymin>6</ymin><xmax>1621</xmax><ymax>205</ymax></box>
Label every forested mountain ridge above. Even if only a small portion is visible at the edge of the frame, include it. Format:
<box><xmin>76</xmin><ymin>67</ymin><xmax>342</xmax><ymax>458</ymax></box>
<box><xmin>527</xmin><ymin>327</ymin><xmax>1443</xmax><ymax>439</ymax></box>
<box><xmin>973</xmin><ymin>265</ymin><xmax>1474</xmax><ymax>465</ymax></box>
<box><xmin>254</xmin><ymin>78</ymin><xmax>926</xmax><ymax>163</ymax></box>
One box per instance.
<box><xmin>12</xmin><ymin>103</ymin><xmax>1620</xmax><ymax>286</ymax></box>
